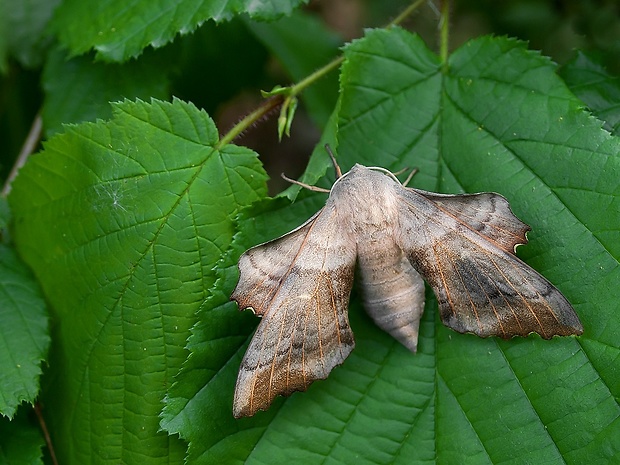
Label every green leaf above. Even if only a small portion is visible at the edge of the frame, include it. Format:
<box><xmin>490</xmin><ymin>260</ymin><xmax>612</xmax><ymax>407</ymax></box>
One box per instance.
<box><xmin>161</xmin><ymin>194</ymin><xmax>327</xmax><ymax>464</ymax></box>
<box><xmin>0</xmin><ymin>408</ymin><xmax>45</xmax><ymax>464</ymax></box>
<box><xmin>335</xmin><ymin>29</ymin><xmax>619</xmax><ymax>463</ymax></box>
<box><xmin>1</xmin><ymin>0</ymin><xmax>60</xmax><ymax>69</ymax></box>
<box><xmin>277</xmin><ymin>95</ymin><xmax>297</xmax><ymax>139</ymax></box>
<box><xmin>560</xmin><ymin>51</ymin><xmax>620</xmax><ymax>135</ymax></box>
<box><xmin>163</xmin><ymin>30</ymin><xmax>619</xmax><ymax>463</ymax></box>
<box><xmin>50</xmin><ymin>0</ymin><xmax>308</xmax><ymax>62</ymax></box>
<box><xmin>277</xmin><ymin>108</ymin><xmax>342</xmax><ymax>201</ymax></box>
<box><xmin>8</xmin><ymin>99</ymin><xmax>268</xmax><ymax>463</ymax></box>
<box><xmin>0</xmin><ymin>242</ymin><xmax>49</xmax><ymax>418</ymax></box>
<box><xmin>0</xmin><ymin>0</ymin><xmax>8</xmax><ymax>73</ymax></box>
<box><xmin>42</xmin><ymin>47</ymin><xmax>170</xmax><ymax>135</ymax></box>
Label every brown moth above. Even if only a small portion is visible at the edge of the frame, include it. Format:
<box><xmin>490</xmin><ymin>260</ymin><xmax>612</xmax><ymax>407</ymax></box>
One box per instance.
<box><xmin>231</xmin><ymin>154</ymin><xmax>583</xmax><ymax>418</ymax></box>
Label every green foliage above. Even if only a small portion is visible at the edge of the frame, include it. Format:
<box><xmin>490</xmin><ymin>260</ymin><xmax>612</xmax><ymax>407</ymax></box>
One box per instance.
<box><xmin>50</xmin><ymin>0</ymin><xmax>308</xmax><ymax>61</ymax></box>
<box><xmin>41</xmin><ymin>47</ymin><xmax>170</xmax><ymax>135</ymax></box>
<box><xmin>0</xmin><ymin>410</ymin><xmax>45</xmax><ymax>464</ymax></box>
<box><xmin>1</xmin><ymin>1</ymin><xmax>619</xmax><ymax>464</ymax></box>
<box><xmin>9</xmin><ymin>99</ymin><xmax>267</xmax><ymax>463</ymax></box>
<box><xmin>560</xmin><ymin>51</ymin><xmax>620</xmax><ymax>135</ymax></box>
<box><xmin>246</xmin><ymin>11</ymin><xmax>342</xmax><ymax>128</ymax></box>
<box><xmin>0</xmin><ymin>233</ymin><xmax>49</xmax><ymax>418</ymax></box>
<box><xmin>161</xmin><ymin>29</ymin><xmax>620</xmax><ymax>464</ymax></box>
<box><xmin>0</xmin><ymin>0</ymin><xmax>60</xmax><ymax>69</ymax></box>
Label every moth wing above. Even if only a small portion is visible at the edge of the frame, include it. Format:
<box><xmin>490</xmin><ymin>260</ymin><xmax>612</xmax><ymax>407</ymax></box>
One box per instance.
<box><xmin>397</xmin><ymin>189</ymin><xmax>583</xmax><ymax>339</ymax></box>
<box><xmin>231</xmin><ymin>203</ymin><xmax>357</xmax><ymax>418</ymax></box>
<box><xmin>411</xmin><ymin>189</ymin><xmax>530</xmax><ymax>253</ymax></box>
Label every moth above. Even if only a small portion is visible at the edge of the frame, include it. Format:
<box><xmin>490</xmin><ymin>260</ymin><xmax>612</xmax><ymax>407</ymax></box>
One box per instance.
<box><xmin>231</xmin><ymin>151</ymin><xmax>583</xmax><ymax>418</ymax></box>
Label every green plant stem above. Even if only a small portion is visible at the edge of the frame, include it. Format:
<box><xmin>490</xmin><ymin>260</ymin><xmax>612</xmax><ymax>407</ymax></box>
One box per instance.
<box><xmin>218</xmin><ymin>94</ymin><xmax>284</xmax><ymax>147</ymax></box>
<box><xmin>292</xmin><ymin>0</ymin><xmax>426</xmax><ymax>98</ymax></box>
<box><xmin>35</xmin><ymin>402</ymin><xmax>58</xmax><ymax>465</ymax></box>
<box><xmin>440</xmin><ymin>0</ymin><xmax>450</xmax><ymax>70</ymax></box>
<box><xmin>219</xmin><ymin>0</ymin><xmax>430</xmax><ymax>145</ymax></box>
<box><xmin>2</xmin><ymin>113</ymin><xmax>42</xmax><ymax>197</ymax></box>
<box><xmin>389</xmin><ymin>0</ymin><xmax>427</xmax><ymax>28</ymax></box>
<box><xmin>291</xmin><ymin>56</ymin><xmax>344</xmax><ymax>98</ymax></box>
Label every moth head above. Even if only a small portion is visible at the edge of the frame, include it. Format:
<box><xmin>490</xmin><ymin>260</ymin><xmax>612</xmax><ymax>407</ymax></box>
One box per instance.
<box><xmin>331</xmin><ymin>164</ymin><xmax>403</xmax><ymax>191</ymax></box>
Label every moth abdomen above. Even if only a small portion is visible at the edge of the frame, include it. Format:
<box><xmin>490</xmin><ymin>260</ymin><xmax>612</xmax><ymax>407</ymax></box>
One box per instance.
<box><xmin>357</xmin><ymin>240</ymin><xmax>426</xmax><ymax>352</ymax></box>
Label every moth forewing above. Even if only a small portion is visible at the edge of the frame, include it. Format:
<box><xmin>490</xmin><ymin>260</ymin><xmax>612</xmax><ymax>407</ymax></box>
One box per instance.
<box><xmin>411</xmin><ymin>190</ymin><xmax>531</xmax><ymax>253</ymax></box>
<box><xmin>231</xmin><ymin>200</ymin><xmax>357</xmax><ymax>418</ymax></box>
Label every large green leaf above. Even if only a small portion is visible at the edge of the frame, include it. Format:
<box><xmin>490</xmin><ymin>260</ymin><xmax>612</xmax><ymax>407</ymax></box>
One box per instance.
<box><xmin>335</xmin><ymin>29</ymin><xmax>619</xmax><ymax>464</ymax></box>
<box><xmin>161</xmin><ymin>193</ymin><xmax>327</xmax><ymax>463</ymax></box>
<box><xmin>50</xmin><ymin>0</ymin><xmax>308</xmax><ymax>62</ymax></box>
<box><xmin>9</xmin><ymin>99</ymin><xmax>268</xmax><ymax>464</ymax></box>
<box><xmin>42</xmin><ymin>47</ymin><xmax>170</xmax><ymax>135</ymax></box>
<box><xmin>163</xmin><ymin>29</ymin><xmax>620</xmax><ymax>464</ymax></box>
<box><xmin>0</xmin><ymin>241</ymin><xmax>49</xmax><ymax>418</ymax></box>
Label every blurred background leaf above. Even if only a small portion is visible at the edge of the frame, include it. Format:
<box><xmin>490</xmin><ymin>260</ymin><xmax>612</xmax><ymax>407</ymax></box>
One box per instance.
<box><xmin>41</xmin><ymin>47</ymin><xmax>170</xmax><ymax>136</ymax></box>
<box><xmin>560</xmin><ymin>50</ymin><xmax>620</xmax><ymax>135</ymax></box>
<box><xmin>0</xmin><ymin>409</ymin><xmax>45</xmax><ymax>464</ymax></box>
<box><xmin>50</xmin><ymin>0</ymin><xmax>309</xmax><ymax>61</ymax></box>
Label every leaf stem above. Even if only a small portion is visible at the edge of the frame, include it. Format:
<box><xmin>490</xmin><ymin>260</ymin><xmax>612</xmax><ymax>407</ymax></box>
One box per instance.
<box><xmin>293</xmin><ymin>56</ymin><xmax>344</xmax><ymax>97</ymax></box>
<box><xmin>35</xmin><ymin>402</ymin><xmax>58</xmax><ymax>465</ymax></box>
<box><xmin>439</xmin><ymin>0</ymin><xmax>450</xmax><ymax>70</ymax></box>
<box><xmin>2</xmin><ymin>113</ymin><xmax>42</xmax><ymax>197</ymax></box>
<box><xmin>389</xmin><ymin>0</ymin><xmax>428</xmax><ymax>28</ymax></box>
<box><xmin>218</xmin><ymin>95</ymin><xmax>284</xmax><ymax>147</ymax></box>
<box><xmin>291</xmin><ymin>0</ymin><xmax>427</xmax><ymax>98</ymax></box>
<box><xmin>219</xmin><ymin>0</ymin><xmax>431</xmax><ymax>145</ymax></box>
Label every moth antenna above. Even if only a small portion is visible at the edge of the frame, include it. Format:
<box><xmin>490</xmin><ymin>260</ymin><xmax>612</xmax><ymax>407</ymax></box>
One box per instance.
<box><xmin>324</xmin><ymin>144</ymin><xmax>343</xmax><ymax>179</ymax></box>
<box><xmin>281</xmin><ymin>173</ymin><xmax>331</xmax><ymax>193</ymax></box>
<box><xmin>402</xmin><ymin>168</ymin><xmax>419</xmax><ymax>187</ymax></box>
<box><xmin>392</xmin><ymin>167</ymin><xmax>410</xmax><ymax>177</ymax></box>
